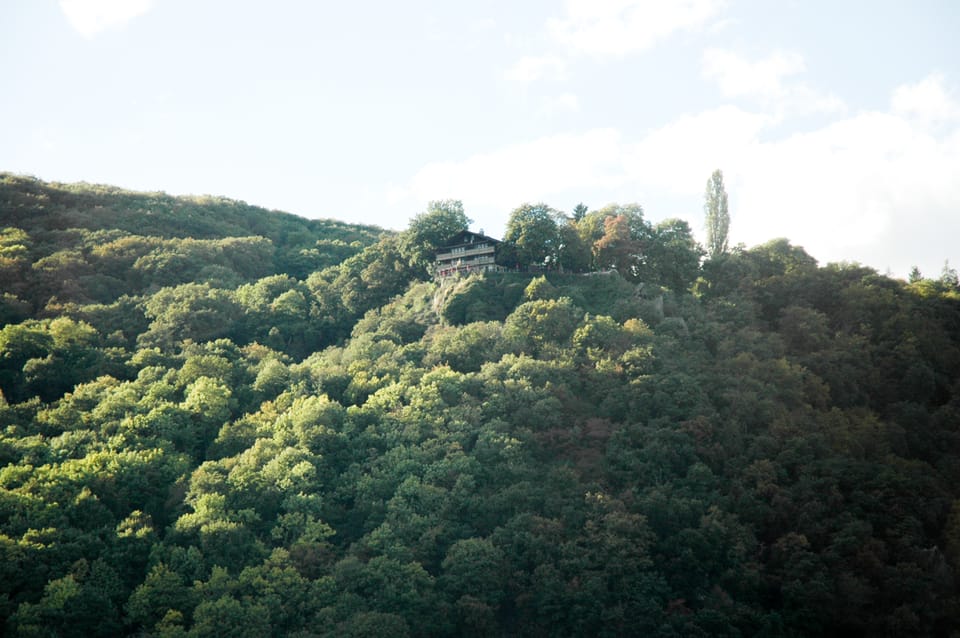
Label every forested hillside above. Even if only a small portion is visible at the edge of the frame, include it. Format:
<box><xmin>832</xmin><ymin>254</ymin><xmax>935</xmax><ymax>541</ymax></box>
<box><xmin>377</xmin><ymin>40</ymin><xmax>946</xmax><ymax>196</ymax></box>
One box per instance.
<box><xmin>2</xmin><ymin>176</ymin><xmax>960</xmax><ymax>637</ymax></box>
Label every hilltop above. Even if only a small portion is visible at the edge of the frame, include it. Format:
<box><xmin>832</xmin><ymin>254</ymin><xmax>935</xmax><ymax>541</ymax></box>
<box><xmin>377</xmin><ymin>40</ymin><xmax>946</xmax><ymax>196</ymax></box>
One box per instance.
<box><xmin>0</xmin><ymin>173</ymin><xmax>385</xmax><ymax>311</ymax></box>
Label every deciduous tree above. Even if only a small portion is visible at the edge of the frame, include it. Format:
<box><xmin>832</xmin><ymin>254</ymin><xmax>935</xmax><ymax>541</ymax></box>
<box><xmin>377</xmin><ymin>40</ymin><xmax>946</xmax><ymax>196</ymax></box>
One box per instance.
<box><xmin>503</xmin><ymin>203</ymin><xmax>560</xmax><ymax>269</ymax></box>
<box><xmin>400</xmin><ymin>200</ymin><xmax>471</xmax><ymax>274</ymax></box>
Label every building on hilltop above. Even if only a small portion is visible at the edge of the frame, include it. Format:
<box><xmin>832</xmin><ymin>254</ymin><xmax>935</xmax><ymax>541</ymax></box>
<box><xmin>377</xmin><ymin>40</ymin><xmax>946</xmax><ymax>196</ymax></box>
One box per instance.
<box><xmin>435</xmin><ymin>230</ymin><xmax>503</xmax><ymax>278</ymax></box>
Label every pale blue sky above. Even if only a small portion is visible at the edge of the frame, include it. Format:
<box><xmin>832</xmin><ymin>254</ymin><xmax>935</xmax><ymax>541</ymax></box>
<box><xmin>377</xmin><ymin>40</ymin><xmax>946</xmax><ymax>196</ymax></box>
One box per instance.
<box><xmin>2</xmin><ymin>0</ymin><xmax>958</xmax><ymax>278</ymax></box>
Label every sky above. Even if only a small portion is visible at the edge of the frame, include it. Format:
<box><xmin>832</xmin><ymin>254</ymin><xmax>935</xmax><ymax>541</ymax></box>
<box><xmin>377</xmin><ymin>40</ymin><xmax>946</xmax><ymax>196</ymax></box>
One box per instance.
<box><xmin>1</xmin><ymin>0</ymin><xmax>958</xmax><ymax>279</ymax></box>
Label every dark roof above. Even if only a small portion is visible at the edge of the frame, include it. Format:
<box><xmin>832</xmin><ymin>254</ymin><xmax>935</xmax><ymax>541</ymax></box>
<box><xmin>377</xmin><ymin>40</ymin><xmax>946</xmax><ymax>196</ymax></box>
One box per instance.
<box><xmin>438</xmin><ymin>230</ymin><xmax>500</xmax><ymax>249</ymax></box>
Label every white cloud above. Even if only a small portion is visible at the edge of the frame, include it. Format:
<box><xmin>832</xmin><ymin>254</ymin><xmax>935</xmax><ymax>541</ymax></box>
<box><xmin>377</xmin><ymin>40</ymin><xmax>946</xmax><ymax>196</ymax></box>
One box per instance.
<box><xmin>703</xmin><ymin>48</ymin><xmax>805</xmax><ymax>100</ymax></box>
<box><xmin>621</xmin><ymin>106</ymin><xmax>772</xmax><ymax>193</ymax></box>
<box><xmin>548</xmin><ymin>0</ymin><xmax>727</xmax><ymax>58</ymax></box>
<box><xmin>505</xmin><ymin>0</ymin><xmax>726</xmax><ymax>89</ymax></box>
<box><xmin>398</xmin><ymin>75</ymin><xmax>960</xmax><ymax>277</ymax></box>
<box><xmin>505</xmin><ymin>55</ymin><xmax>567</xmax><ymax>84</ymax></box>
<box><xmin>471</xmin><ymin>17</ymin><xmax>497</xmax><ymax>32</ymax></box>
<box><xmin>732</xmin><ymin>111</ymin><xmax>960</xmax><ymax>275</ymax></box>
<box><xmin>621</xmin><ymin>98</ymin><xmax>959</xmax><ymax>275</ymax></box>
<box><xmin>59</xmin><ymin>0</ymin><xmax>154</xmax><ymax>38</ymax></box>
<box><xmin>540</xmin><ymin>93</ymin><xmax>581</xmax><ymax>116</ymax></box>
<box><xmin>892</xmin><ymin>73</ymin><xmax>960</xmax><ymax>125</ymax></box>
<box><xmin>702</xmin><ymin>48</ymin><xmax>845</xmax><ymax>115</ymax></box>
<box><xmin>406</xmin><ymin>129</ymin><xmax>626</xmax><ymax>210</ymax></box>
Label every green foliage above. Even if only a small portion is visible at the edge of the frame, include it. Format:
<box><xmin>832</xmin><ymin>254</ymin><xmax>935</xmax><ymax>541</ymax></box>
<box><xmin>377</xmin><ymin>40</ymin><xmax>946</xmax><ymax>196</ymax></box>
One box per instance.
<box><xmin>2</xmin><ymin>174</ymin><xmax>960</xmax><ymax>636</ymax></box>
<box><xmin>400</xmin><ymin>199</ymin><xmax>471</xmax><ymax>274</ymax></box>
<box><xmin>644</xmin><ymin>218</ymin><xmax>704</xmax><ymax>292</ymax></box>
<box><xmin>705</xmin><ymin>168</ymin><xmax>730</xmax><ymax>258</ymax></box>
<box><xmin>10</xmin><ymin>561</ymin><xmax>125</xmax><ymax>638</ymax></box>
<box><xmin>503</xmin><ymin>297</ymin><xmax>584</xmax><ymax>355</ymax></box>
<box><xmin>435</xmin><ymin>273</ymin><xmax>528</xmax><ymax>326</ymax></box>
<box><xmin>0</xmin><ymin>172</ymin><xmax>382</xmax><ymax>314</ymax></box>
<box><xmin>424</xmin><ymin>322</ymin><xmax>503</xmax><ymax>373</ymax></box>
<box><xmin>441</xmin><ymin>537</ymin><xmax>507</xmax><ymax>605</ymax></box>
<box><xmin>307</xmin><ymin>235</ymin><xmax>419</xmax><ymax>345</ymax></box>
<box><xmin>139</xmin><ymin>284</ymin><xmax>241</xmax><ymax>351</ymax></box>
<box><xmin>522</xmin><ymin>275</ymin><xmax>559</xmax><ymax>301</ymax></box>
<box><xmin>502</xmin><ymin>203</ymin><xmax>561</xmax><ymax>269</ymax></box>
<box><xmin>556</xmin><ymin>220</ymin><xmax>592</xmax><ymax>273</ymax></box>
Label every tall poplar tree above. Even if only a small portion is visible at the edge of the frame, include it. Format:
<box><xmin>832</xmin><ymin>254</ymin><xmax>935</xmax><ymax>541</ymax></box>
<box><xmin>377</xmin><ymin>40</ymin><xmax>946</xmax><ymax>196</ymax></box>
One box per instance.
<box><xmin>704</xmin><ymin>169</ymin><xmax>730</xmax><ymax>258</ymax></box>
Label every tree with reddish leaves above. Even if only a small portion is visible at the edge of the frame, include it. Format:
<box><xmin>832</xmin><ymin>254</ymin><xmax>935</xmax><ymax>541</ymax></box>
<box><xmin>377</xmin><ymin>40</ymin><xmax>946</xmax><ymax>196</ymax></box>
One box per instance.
<box><xmin>594</xmin><ymin>215</ymin><xmax>643</xmax><ymax>280</ymax></box>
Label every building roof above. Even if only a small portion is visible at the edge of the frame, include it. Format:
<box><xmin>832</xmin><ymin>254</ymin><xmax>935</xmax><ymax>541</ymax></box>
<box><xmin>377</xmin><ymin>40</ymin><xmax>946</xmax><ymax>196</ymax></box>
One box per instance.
<box><xmin>438</xmin><ymin>230</ymin><xmax>500</xmax><ymax>249</ymax></box>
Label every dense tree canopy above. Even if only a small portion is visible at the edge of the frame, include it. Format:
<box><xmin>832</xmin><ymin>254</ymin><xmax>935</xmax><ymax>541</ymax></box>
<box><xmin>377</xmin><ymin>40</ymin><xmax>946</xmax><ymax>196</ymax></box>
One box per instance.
<box><xmin>2</xmin><ymin>175</ymin><xmax>960</xmax><ymax>636</ymax></box>
<box><xmin>502</xmin><ymin>203</ymin><xmax>562</xmax><ymax>269</ymax></box>
<box><xmin>399</xmin><ymin>200</ymin><xmax>471</xmax><ymax>275</ymax></box>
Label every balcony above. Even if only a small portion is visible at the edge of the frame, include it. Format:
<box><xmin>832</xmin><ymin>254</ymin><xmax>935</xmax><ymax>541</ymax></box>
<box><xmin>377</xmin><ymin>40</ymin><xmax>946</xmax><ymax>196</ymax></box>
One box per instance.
<box><xmin>435</xmin><ymin>245</ymin><xmax>495</xmax><ymax>262</ymax></box>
